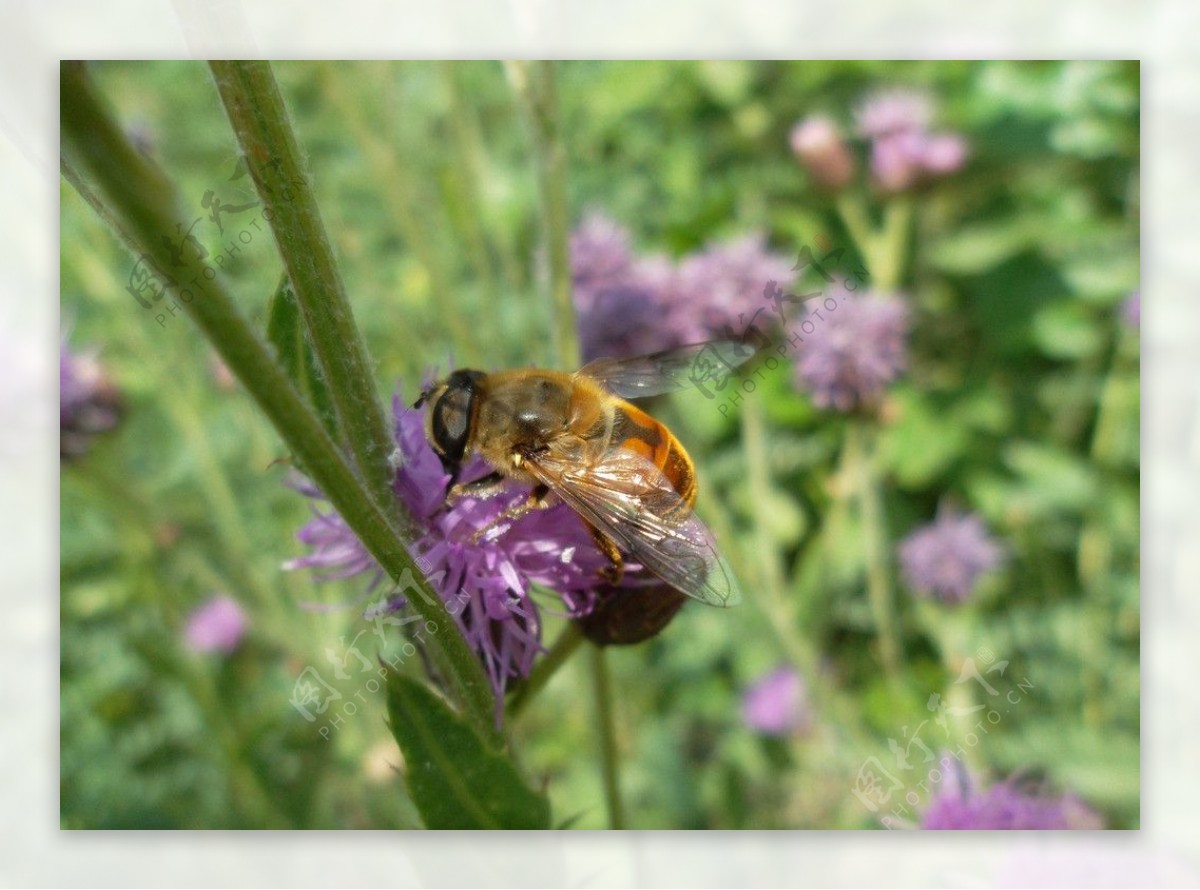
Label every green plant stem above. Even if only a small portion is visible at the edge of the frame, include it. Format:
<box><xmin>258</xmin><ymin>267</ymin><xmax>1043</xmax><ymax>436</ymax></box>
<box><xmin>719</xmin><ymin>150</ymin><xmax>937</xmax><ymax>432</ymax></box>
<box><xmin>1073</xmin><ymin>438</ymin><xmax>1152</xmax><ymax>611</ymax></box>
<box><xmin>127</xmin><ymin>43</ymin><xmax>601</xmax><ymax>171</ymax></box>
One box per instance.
<box><xmin>159</xmin><ymin>391</ymin><xmax>280</xmax><ymax>614</ymax></box>
<box><xmin>438</xmin><ymin>62</ymin><xmax>509</xmax><ymax>305</ymax></box>
<box><xmin>61</xmin><ymin>60</ymin><xmax>497</xmax><ymax>737</ymax></box>
<box><xmin>441</xmin><ymin>62</ymin><xmax>523</xmax><ymax>296</ymax></box>
<box><xmin>589</xmin><ymin>644</ymin><xmax>626</xmax><ymax>829</ymax></box>
<box><xmin>833</xmin><ymin>190</ymin><xmax>910</xmax><ymax>680</ymax></box>
<box><xmin>507</xmin><ymin>621</ymin><xmax>585</xmax><ymax>720</ymax></box>
<box><xmin>506</xmin><ymin>60</ymin><xmax>579</xmax><ymax>371</ymax></box>
<box><xmin>845</xmin><ymin>420</ymin><xmax>902</xmax><ymax>679</ymax></box>
<box><xmin>1075</xmin><ymin>322</ymin><xmax>1138</xmax><ymax>725</ymax></box>
<box><xmin>835</xmin><ymin>193</ymin><xmax>913</xmax><ymax>291</ymax></box>
<box><xmin>741</xmin><ymin>398</ymin><xmax>790</xmax><ymax>606</ymax></box>
<box><xmin>207</xmin><ymin>61</ymin><xmax>399</xmax><ymax>525</ymax></box>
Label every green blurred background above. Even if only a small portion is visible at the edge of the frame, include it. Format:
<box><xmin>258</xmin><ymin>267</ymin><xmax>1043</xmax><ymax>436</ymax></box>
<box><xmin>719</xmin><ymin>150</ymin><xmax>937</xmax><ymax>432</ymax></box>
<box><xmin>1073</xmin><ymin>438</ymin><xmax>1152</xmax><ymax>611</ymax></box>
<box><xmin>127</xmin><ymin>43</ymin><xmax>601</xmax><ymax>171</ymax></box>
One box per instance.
<box><xmin>60</xmin><ymin>60</ymin><xmax>1139</xmax><ymax>829</ymax></box>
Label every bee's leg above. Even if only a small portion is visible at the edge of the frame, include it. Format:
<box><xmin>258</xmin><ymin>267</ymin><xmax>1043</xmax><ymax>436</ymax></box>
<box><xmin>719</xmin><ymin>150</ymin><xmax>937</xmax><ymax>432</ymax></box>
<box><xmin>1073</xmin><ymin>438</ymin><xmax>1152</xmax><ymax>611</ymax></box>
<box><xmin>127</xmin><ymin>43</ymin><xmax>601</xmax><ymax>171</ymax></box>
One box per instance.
<box><xmin>586</xmin><ymin>523</ymin><xmax>625</xmax><ymax>585</ymax></box>
<box><xmin>447</xmin><ymin>469</ymin><xmax>506</xmax><ymax>503</ymax></box>
<box><xmin>468</xmin><ymin>484</ymin><xmax>552</xmax><ymax>543</ymax></box>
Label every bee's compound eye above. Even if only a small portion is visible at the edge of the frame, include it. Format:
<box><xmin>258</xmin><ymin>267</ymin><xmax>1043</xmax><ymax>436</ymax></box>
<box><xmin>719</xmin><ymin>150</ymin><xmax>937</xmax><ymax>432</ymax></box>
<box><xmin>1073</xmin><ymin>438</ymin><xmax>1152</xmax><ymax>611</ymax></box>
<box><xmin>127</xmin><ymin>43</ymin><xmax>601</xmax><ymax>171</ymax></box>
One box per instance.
<box><xmin>432</xmin><ymin>389</ymin><xmax>470</xmax><ymax>461</ymax></box>
<box><xmin>430</xmin><ymin>370</ymin><xmax>483</xmax><ymax>464</ymax></box>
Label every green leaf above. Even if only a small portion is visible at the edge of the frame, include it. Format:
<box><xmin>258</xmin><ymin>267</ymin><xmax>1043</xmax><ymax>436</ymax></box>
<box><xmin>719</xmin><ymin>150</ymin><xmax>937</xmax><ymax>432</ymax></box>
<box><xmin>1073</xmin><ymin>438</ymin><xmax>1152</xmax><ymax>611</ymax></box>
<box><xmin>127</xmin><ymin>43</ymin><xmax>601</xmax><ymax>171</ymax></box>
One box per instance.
<box><xmin>878</xmin><ymin>388</ymin><xmax>970</xmax><ymax>488</ymax></box>
<box><xmin>1031</xmin><ymin>301</ymin><xmax>1104</xmax><ymax>360</ymax></box>
<box><xmin>385</xmin><ymin>670</ymin><xmax>551</xmax><ymax>829</ymax></box>
<box><xmin>265</xmin><ymin>273</ymin><xmax>340</xmax><ymax>443</ymax></box>
<box><xmin>1003</xmin><ymin>440</ymin><xmax>1099</xmax><ymax>515</ymax></box>
<box><xmin>926</xmin><ymin>219</ymin><xmax>1038</xmax><ymax>275</ymax></box>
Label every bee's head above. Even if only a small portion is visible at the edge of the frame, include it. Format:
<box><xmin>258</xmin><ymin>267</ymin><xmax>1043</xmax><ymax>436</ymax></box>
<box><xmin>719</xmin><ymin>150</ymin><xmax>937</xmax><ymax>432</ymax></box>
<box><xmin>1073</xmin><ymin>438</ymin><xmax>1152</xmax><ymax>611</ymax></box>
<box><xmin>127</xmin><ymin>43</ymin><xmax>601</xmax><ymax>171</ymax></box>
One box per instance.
<box><xmin>414</xmin><ymin>369</ymin><xmax>486</xmax><ymax>470</ymax></box>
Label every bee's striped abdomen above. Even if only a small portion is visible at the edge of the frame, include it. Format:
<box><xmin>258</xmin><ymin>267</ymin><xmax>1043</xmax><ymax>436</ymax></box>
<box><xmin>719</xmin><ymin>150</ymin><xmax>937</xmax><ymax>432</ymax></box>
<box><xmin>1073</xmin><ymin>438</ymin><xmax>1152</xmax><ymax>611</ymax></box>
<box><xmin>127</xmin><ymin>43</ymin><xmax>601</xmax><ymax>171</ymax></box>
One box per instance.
<box><xmin>612</xmin><ymin>402</ymin><xmax>697</xmax><ymax>508</ymax></box>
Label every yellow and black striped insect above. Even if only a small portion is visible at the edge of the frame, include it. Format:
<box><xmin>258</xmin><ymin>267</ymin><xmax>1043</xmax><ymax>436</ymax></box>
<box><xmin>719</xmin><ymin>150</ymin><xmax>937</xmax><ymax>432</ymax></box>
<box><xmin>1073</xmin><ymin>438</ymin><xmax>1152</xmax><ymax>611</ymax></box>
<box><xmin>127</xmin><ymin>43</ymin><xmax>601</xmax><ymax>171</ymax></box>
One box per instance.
<box><xmin>415</xmin><ymin>341</ymin><xmax>750</xmax><ymax>609</ymax></box>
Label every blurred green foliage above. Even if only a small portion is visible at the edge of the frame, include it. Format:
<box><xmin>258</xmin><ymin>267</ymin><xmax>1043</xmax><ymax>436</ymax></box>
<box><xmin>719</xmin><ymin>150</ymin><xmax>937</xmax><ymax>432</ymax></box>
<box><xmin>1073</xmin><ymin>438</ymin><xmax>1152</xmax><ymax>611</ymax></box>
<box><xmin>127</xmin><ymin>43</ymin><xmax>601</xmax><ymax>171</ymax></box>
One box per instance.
<box><xmin>60</xmin><ymin>60</ymin><xmax>1138</xmax><ymax>829</ymax></box>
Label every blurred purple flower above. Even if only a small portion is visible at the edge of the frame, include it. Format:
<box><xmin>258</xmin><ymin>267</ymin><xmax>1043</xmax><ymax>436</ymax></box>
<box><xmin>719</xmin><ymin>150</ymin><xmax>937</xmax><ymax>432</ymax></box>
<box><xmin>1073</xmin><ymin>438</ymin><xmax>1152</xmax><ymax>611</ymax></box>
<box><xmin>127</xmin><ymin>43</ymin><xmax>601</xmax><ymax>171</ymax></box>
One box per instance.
<box><xmin>60</xmin><ymin>336</ymin><xmax>122</xmax><ymax>461</ymax></box>
<box><xmin>898</xmin><ymin>507</ymin><xmax>1003</xmax><ymax>604</ymax></box>
<box><xmin>285</xmin><ymin>392</ymin><xmax>609</xmax><ymax>704</ymax></box>
<box><xmin>789</xmin><ymin>115</ymin><xmax>855</xmax><ymax>190</ymax></box>
<box><xmin>185</xmin><ymin>595</ymin><xmax>248</xmax><ymax>655</ymax></box>
<box><xmin>920</xmin><ymin>133</ymin><xmax>970</xmax><ymax>174</ymax></box>
<box><xmin>577</xmin><ymin>255</ymin><xmax>687</xmax><ymax>362</ymax></box>
<box><xmin>922</xmin><ymin>763</ymin><xmax>1102</xmax><ymax>830</ymax></box>
<box><xmin>792</xmin><ymin>289</ymin><xmax>908</xmax><ymax>411</ymax></box>
<box><xmin>855</xmin><ymin>89</ymin><xmax>968</xmax><ymax>192</ymax></box>
<box><xmin>741</xmin><ymin>666</ymin><xmax>811</xmax><ymax>736</ymax></box>
<box><xmin>673</xmin><ymin>234</ymin><xmax>796</xmax><ymax>344</ymax></box>
<box><xmin>1121</xmin><ymin>290</ymin><xmax>1140</xmax><ymax>328</ymax></box>
<box><xmin>569</xmin><ymin>212</ymin><xmax>635</xmax><ymax>295</ymax></box>
<box><xmin>571</xmin><ymin>214</ymin><xmax>687</xmax><ymax>360</ymax></box>
<box><xmin>855</xmin><ymin>89</ymin><xmax>934</xmax><ymax>139</ymax></box>
<box><xmin>869</xmin><ymin>129</ymin><xmax>928</xmax><ymax>193</ymax></box>
<box><xmin>570</xmin><ymin>214</ymin><xmax>794</xmax><ymax>360</ymax></box>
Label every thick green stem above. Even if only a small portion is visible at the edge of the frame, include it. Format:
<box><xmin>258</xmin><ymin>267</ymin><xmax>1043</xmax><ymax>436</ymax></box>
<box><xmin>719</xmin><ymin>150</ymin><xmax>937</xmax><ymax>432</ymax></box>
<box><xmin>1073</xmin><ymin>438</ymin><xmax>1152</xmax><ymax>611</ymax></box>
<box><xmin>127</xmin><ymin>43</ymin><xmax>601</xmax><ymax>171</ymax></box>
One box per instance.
<box><xmin>61</xmin><ymin>61</ymin><xmax>497</xmax><ymax>736</ymax></box>
<box><xmin>207</xmin><ymin>61</ymin><xmax>399</xmax><ymax>525</ymax></box>
<box><xmin>589</xmin><ymin>644</ymin><xmax>626</xmax><ymax>829</ymax></box>
<box><xmin>506</xmin><ymin>60</ymin><xmax>579</xmax><ymax>371</ymax></box>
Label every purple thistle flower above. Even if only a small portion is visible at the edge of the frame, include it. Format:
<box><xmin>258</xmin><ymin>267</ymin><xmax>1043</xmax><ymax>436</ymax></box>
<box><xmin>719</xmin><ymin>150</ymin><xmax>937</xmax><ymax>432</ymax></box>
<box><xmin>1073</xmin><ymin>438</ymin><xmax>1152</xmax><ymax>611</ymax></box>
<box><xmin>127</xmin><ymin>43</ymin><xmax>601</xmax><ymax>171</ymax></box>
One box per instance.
<box><xmin>569</xmin><ymin>211</ymin><xmax>636</xmax><ymax>295</ymax></box>
<box><xmin>60</xmin><ymin>336</ymin><xmax>122</xmax><ymax>461</ymax></box>
<box><xmin>185</xmin><ymin>595</ymin><xmax>248</xmax><ymax>655</ymax></box>
<box><xmin>898</xmin><ymin>507</ymin><xmax>1003</xmax><ymax>604</ymax></box>
<box><xmin>741</xmin><ymin>666</ymin><xmax>811</xmax><ymax>736</ymax></box>
<box><xmin>921</xmin><ymin>762</ymin><xmax>1102</xmax><ymax>829</ymax></box>
<box><xmin>920</xmin><ymin>132</ymin><xmax>969</xmax><ymax>175</ymax></box>
<box><xmin>672</xmin><ymin>233</ymin><xmax>796</xmax><ymax>345</ymax></box>
<box><xmin>789</xmin><ymin>115</ymin><xmax>856</xmax><ymax>190</ymax></box>
<box><xmin>855</xmin><ymin>89</ymin><xmax>968</xmax><ymax>192</ymax></box>
<box><xmin>570</xmin><ymin>215</ymin><xmax>794</xmax><ymax>360</ymax></box>
<box><xmin>869</xmin><ymin>129</ymin><xmax>928</xmax><ymax>193</ymax></box>
<box><xmin>571</xmin><ymin>214</ymin><xmax>688</xmax><ymax>361</ymax></box>
<box><xmin>285</xmin><ymin>391</ymin><xmax>610</xmax><ymax>704</ymax></box>
<box><xmin>792</xmin><ymin>289</ymin><xmax>908</xmax><ymax>412</ymax></box>
<box><xmin>576</xmin><ymin>255</ymin><xmax>688</xmax><ymax>362</ymax></box>
<box><xmin>855</xmin><ymin>89</ymin><xmax>934</xmax><ymax>139</ymax></box>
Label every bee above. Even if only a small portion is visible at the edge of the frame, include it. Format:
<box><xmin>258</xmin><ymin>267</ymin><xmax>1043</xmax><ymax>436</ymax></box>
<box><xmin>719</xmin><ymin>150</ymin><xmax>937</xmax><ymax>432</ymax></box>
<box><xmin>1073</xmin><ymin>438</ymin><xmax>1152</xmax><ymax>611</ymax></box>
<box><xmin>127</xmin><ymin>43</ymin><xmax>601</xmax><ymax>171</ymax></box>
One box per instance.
<box><xmin>414</xmin><ymin>341</ymin><xmax>752</xmax><ymax>608</ymax></box>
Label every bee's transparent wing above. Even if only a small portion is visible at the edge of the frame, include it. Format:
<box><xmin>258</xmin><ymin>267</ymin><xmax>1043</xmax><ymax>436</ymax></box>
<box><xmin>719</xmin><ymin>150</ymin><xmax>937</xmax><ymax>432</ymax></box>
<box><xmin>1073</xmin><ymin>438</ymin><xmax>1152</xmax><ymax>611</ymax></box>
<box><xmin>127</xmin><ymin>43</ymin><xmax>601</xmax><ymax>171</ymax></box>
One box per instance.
<box><xmin>524</xmin><ymin>446</ymin><xmax>743</xmax><ymax>608</ymax></box>
<box><xmin>577</xmin><ymin>340</ymin><xmax>755</xmax><ymax>399</ymax></box>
